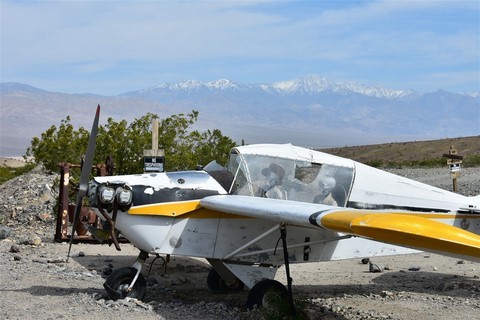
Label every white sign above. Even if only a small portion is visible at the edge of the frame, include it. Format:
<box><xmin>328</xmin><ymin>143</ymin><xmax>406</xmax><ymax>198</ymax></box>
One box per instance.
<box><xmin>144</xmin><ymin>156</ymin><xmax>165</xmax><ymax>172</ymax></box>
<box><xmin>449</xmin><ymin>163</ymin><xmax>461</xmax><ymax>173</ymax></box>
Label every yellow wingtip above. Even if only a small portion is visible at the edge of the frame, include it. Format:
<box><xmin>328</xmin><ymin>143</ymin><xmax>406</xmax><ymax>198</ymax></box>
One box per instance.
<box><xmin>321</xmin><ymin>211</ymin><xmax>480</xmax><ymax>260</ymax></box>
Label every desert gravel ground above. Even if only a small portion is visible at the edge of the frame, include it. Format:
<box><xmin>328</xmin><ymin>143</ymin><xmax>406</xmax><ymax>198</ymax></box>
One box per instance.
<box><xmin>0</xmin><ymin>166</ymin><xmax>479</xmax><ymax>319</ymax></box>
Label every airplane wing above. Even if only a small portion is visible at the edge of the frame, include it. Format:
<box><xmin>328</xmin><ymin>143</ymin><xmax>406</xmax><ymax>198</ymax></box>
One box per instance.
<box><xmin>200</xmin><ymin>195</ymin><xmax>480</xmax><ymax>262</ymax></box>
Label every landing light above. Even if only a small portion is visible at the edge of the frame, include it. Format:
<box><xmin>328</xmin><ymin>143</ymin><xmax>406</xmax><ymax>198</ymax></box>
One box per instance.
<box><xmin>116</xmin><ymin>187</ymin><xmax>133</xmax><ymax>206</ymax></box>
<box><xmin>99</xmin><ymin>185</ymin><xmax>115</xmax><ymax>204</ymax></box>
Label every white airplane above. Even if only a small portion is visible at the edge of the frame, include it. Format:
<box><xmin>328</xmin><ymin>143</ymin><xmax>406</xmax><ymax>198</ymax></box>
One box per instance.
<box><xmin>68</xmin><ymin>106</ymin><xmax>480</xmax><ymax>311</ymax></box>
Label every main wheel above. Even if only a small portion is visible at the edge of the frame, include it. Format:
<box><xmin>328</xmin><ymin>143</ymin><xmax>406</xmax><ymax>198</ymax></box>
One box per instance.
<box><xmin>104</xmin><ymin>267</ymin><xmax>146</xmax><ymax>300</ymax></box>
<box><xmin>246</xmin><ymin>279</ymin><xmax>288</xmax><ymax>310</ymax></box>
<box><xmin>207</xmin><ymin>268</ymin><xmax>244</xmax><ymax>293</ymax></box>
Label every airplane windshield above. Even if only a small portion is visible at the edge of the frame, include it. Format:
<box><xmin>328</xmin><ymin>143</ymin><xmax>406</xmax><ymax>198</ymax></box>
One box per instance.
<box><xmin>227</xmin><ymin>153</ymin><xmax>353</xmax><ymax>207</ymax></box>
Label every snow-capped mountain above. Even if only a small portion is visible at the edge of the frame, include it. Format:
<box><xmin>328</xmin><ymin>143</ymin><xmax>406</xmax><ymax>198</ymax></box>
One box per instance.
<box><xmin>269</xmin><ymin>75</ymin><xmax>417</xmax><ymax>98</ymax></box>
<box><xmin>143</xmin><ymin>78</ymin><xmax>250</xmax><ymax>93</ymax></box>
<box><xmin>131</xmin><ymin>74</ymin><xmax>418</xmax><ymax>99</ymax></box>
<box><xmin>1</xmin><ymin>75</ymin><xmax>479</xmax><ymax>156</ymax></box>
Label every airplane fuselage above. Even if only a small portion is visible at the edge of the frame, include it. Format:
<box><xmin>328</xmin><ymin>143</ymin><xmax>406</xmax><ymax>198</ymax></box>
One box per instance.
<box><xmin>88</xmin><ymin>144</ymin><xmax>480</xmax><ymax>287</ymax></box>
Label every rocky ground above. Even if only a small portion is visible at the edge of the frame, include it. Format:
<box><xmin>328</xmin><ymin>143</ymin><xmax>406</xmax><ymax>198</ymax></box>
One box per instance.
<box><xmin>0</xmin><ymin>164</ymin><xmax>479</xmax><ymax>319</ymax></box>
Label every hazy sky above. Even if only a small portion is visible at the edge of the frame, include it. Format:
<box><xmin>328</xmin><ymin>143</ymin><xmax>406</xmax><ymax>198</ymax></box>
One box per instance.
<box><xmin>1</xmin><ymin>0</ymin><xmax>479</xmax><ymax>95</ymax></box>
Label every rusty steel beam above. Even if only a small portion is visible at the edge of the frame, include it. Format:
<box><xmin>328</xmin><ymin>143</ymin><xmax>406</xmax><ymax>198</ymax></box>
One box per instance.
<box><xmin>54</xmin><ymin>159</ymin><xmax>128</xmax><ymax>245</ymax></box>
<box><xmin>55</xmin><ymin>163</ymin><xmax>70</xmax><ymax>242</ymax></box>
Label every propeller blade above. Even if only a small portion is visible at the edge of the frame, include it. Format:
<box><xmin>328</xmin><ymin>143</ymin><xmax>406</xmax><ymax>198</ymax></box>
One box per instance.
<box><xmin>67</xmin><ymin>105</ymin><xmax>100</xmax><ymax>262</ymax></box>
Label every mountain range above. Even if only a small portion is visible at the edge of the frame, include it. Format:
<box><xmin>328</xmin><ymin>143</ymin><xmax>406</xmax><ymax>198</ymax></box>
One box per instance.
<box><xmin>1</xmin><ymin>74</ymin><xmax>479</xmax><ymax>157</ymax></box>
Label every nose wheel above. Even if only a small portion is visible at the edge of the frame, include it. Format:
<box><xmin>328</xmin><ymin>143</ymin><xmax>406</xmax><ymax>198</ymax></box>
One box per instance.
<box><xmin>104</xmin><ymin>267</ymin><xmax>146</xmax><ymax>300</ymax></box>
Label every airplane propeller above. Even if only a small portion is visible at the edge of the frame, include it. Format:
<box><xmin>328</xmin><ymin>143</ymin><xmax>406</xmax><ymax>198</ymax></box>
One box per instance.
<box><xmin>67</xmin><ymin>105</ymin><xmax>100</xmax><ymax>262</ymax></box>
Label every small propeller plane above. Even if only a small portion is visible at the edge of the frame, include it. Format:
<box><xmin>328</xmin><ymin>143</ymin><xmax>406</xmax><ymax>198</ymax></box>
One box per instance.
<box><xmin>68</xmin><ymin>105</ymin><xmax>480</xmax><ymax>311</ymax></box>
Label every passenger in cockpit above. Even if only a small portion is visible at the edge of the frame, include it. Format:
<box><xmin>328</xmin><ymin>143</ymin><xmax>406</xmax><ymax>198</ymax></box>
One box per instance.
<box><xmin>314</xmin><ymin>176</ymin><xmax>338</xmax><ymax>206</ymax></box>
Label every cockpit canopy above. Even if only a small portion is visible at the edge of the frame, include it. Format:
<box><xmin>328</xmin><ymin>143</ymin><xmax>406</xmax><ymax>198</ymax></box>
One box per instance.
<box><xmin>206</xmin><ymin>144</ymin><xmax>355</xmax><ymax>207</ymax></box>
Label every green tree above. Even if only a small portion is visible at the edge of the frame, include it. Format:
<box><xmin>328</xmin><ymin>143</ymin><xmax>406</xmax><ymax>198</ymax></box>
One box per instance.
<box><xmin>95</xmin><ymin>114</ymin><xmax>156</xmax><ymax>174</ymax></box>
<box><xmin>27</xmin><ymin>116</ymin><xmax>90</xmax><ymax>171</ymax></box>
<box><xmin>26</xmin><ymin>111</ymin><xmax>236</xmax><ymax>174</ymax></box>
<box><xmin>158</xmin><ymin>111</ymin><xmax>199</xmax><ymax>171</ymax></box>
<box><xmin>190</xmin><ymin>129</ymin><xmax>235</xmax><ymax>168</ymax></box>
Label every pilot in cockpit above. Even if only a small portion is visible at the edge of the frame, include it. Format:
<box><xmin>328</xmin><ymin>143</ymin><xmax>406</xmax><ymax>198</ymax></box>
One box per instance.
<box><xmin>259</xmin><ymin>163</ymin><xmax>287</xmax><ymax>199</ymax></box>
<box><xmin>235</xmin><ymin>162</ymin><xmax>287</xmax><ymax>199</ymax></box>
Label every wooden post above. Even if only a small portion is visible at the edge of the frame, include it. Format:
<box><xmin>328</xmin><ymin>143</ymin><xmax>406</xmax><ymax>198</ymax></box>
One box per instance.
<box><xmin>152</xmin><ymin>119</ymin><xmax>159</xmax><ymax>154</ymax></box>
<box><xmin>143</xmin><ymin>118</ymin><xmax>165</xmax><ymax>172</ymax></box>
<box><xmin>452</xmin><ymin>177</ymin><xmax>458</xmax><ymax>193</ymax></box>
<box><xmin>443</xmin><ymin>145</ymin><xmax>463</xmax><ymax>193</ymax></box>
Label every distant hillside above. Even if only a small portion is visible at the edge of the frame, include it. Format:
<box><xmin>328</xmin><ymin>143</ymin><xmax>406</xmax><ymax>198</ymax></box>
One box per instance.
<box><xmin>2</xmin><ymin>75</ymin><xmax>479</xmax><ymax>156</ymax></box>
<box><xmin>321</xmin><ymin>136</ymin><xmax>480</xmax><ymax>167</ymax></box>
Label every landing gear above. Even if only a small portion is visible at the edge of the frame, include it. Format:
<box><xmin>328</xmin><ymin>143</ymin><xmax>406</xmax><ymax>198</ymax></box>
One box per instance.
<box><xmin>207</xmin><ymin>268</ymin><xmax>245</xmax><ymax>293</ymax></box>
<box><xmin>245</xmin><ymin>224</ymin><xmax>296</xmax><ymax>316</ymax></box>
<box><xmin>246</xmin><ymin>279</ymin><xmax>288</xmax><ymax>310</ymax></box>
<box><xmin>104</xmin><ymin>266</ymin><xmax>146</xmax><ymax>300</ymax></box>
<box><xmin>104</xmin><ymin>250</ymin><xmax>148</xmax><ymax>300</ymax></box>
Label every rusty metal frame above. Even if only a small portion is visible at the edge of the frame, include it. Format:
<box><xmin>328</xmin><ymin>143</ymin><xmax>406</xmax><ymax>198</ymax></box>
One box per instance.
<box><xmin>54</xmin><ymin>161</ymin><xmax>128</xmax><ymax>245</ymax></box>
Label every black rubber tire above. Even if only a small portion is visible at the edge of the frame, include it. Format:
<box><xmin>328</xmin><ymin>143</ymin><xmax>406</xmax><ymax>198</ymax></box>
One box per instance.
<box><xmin>104</xmin><ymin>267</ymin><xmax>146</xmax><ymax>300</ymax></box>
<box><xmin>207</xmin><ymin>268</ymin><xmax>222</xmax><ymax>293</ymax></box>
<box><xmin>246</xmin><ymin>279</ymin><xmax>288</xmax><ymax>310</ymax></box>
<box><xmin>219</xmin><ymin>276</ymin><xmax>245</xmax><ymax>292</ymax></box>
<box><xmin>207</xmin><ymin>268</ymin><xmax>245</xmax><ymax>293</ymax></box>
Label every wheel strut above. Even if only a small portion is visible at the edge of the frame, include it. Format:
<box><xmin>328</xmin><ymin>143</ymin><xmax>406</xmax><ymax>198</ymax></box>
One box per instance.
<box><xmin>280</xmin><ymin>224</ymin><xmax>296</xmax><ymax>316</ymax></box>
<box><xmin>128</xmin><ymin>250</ymin><xmax>148</xmax><ymax>291</ymax></box>
<box><xmin>103</xmin><ymin>250</ymin><xmax>149</xmax><ymax>300</ymax></box>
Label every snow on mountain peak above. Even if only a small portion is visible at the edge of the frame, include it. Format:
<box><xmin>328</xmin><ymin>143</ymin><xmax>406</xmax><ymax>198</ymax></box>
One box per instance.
<box><xmin>149</xmin><ymin>78</ymin><xmax>244</xmax><ymax>92</ymax></box>
<box><xmin>267</xmin><ymin>74</ymin><xmax>416</xmax><ymax>98</ymax></box>
<box><xmin>341</xmin><ymin>81</ymin><xmax>417</xmax><ymax>98</ymax></box>
<box><xmin>145</xmin><ymin>74</ymin><xmax>418</xmax><ymax>99</ymax></box>
<box><xmin>205</xmin><ymin>79</ymin><xmax>239</xmax><ymax>90</ymax></box>
<box><xmin>461</xmin><ymin>91</ymin><xmax>480</xmax><ymax>98</ymax></box>
<box><xmin>151</xmin><ymin>79</ymin><xmax>204</xmax><ymax>91</ymax></box>
<box><xmin>271</xmin><ymin>74</ymin><xmax>333</xmax><ymax>93</ymax></box>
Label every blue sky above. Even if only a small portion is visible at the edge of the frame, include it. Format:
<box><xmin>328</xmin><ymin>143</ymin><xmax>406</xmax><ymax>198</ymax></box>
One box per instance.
<box><xmin>1</xmin><ymin>0</ymin><xmax>479</xmax><ymax>96</ymax></box>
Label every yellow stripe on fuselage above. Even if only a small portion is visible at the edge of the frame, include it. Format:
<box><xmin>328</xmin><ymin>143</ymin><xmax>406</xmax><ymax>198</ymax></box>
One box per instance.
<box><xmin>129</xmin><ymin>200</ymin><xmax>202</xmax><ymax>217</ymax></box>
<box><xmin>128</xmin><ymin>200</ymin><xmax>245</xmax><ymax>219</ymax></box>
